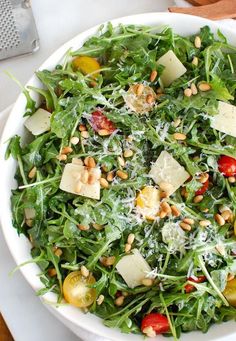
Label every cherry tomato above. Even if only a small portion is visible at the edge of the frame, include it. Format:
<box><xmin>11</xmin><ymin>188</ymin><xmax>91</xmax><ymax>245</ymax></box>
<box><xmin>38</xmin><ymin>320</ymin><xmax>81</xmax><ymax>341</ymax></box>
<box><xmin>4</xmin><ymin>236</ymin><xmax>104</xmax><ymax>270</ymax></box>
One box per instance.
<box><xmin>72</xmin><ymin>56</ymin><xmax>100</xmax><ymax>79</ymax></box>
<box><xmin>218</xmin><ymin>155</ymin><xmax>236</xmax><ymax>177</ymax></box>
<box><xmin>185</xmin><ymin>275</ymin><xmax>206</xmax><ymax>293</ymax></box>
<box><xmin>223</xmin><ymin>278</ymin><xmax>236</xmax><ymax>307</ymax></box>
<box><xmin>136</xmin><ymin>186</ymin><xmax>160</xmax><ymax>220</ymax></box>
<box><xmin>141</xmin><ymin>313</ymin><xmax>169</xmax><ymax>335</ymax></box>
<box><xmin>63</xmin><ymin>271</ymin><xmax>96</xmax><ymax>308</ymax></box>
<box><xmin>90</xmin><ymin>110</ymin><xmax>116</xmax><ymax>134</ymax></box>
<box><xmin>195</xmin><ymin>179</ymin><xmax>209</xmax><ymax>195</ymax></box>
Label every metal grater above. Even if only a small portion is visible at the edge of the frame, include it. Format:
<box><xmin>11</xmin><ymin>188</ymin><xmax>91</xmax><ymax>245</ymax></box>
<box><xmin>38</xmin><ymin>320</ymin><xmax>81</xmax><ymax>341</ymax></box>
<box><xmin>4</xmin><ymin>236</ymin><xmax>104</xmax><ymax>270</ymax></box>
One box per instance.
<box><xmin>0</xmin><ymin>0</ymin><xmax>39</xmax><ymax>61</ymax></box>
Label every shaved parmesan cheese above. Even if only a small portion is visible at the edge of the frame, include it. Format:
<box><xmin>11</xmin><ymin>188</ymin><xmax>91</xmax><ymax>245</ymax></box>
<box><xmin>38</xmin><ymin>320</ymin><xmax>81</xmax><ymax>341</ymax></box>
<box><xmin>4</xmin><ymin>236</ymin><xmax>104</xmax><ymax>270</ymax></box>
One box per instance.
<box><xmin>210</xmin><ymin>101</ymin><xmax>236</xmax><ymax>138</ymax></box>
<box><xmin>149</xmin><ymin>151</ymin><xmax>189</xmax><ymax>195</ymax></box>
<box><xmin>116</xmin><ymin>249</ymin><xmax>152</xmax><ymax>288</ymax></box>
<box><xmin>59</xmin><ymin>163</ymin><xmax>101</xmax><ymax>200</ymax></box>
<box><xmin>157</xmin><ymin>50</ymin><xmax>187</xmax><ymax>87</ymax></box>
<box><xmin>24</xmin><ymin>208</ymin><xmax>35</xmax><ymax>220</ymax></box>
<box><xmin>24</xmin><ymin>108</ymin><xmax>51</xmax><ymax>135</ymax></box>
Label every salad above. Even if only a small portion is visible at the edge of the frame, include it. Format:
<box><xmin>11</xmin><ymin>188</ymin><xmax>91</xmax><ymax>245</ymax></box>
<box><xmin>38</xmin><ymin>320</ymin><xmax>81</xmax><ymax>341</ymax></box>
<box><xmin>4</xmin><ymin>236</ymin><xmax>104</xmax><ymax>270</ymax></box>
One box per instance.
<box><xmin>6</xmin><ymin>23</ymin><xmax>236</xmax><ymax>339</ymax></box>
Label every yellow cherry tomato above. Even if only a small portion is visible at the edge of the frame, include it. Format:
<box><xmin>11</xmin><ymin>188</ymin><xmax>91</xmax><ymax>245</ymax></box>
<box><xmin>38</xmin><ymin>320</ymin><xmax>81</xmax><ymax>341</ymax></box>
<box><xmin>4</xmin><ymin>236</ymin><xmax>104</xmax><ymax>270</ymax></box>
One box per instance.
<box><xmin>63</xmin><ymin>271</ymin><xmax>96</xmax><ymax>308</ymax></box>
<box><xmin>123</xmin><ymin>84</ymin><xmax>156</xmax><ymax>114</ymax></box>
<box><xmin>136</xmin><ymin>186</ymin><xmax>160</xmax><ymax>220</ymax></box>
<box><xmin>72</xmin><ymin>56</ymin><xmax>101</xmax><ymax>78</ymax></box>
<box><xmin>223</xmin><ymin>278</ymin><xmax>236</xmax><ymax>307</ymax></box>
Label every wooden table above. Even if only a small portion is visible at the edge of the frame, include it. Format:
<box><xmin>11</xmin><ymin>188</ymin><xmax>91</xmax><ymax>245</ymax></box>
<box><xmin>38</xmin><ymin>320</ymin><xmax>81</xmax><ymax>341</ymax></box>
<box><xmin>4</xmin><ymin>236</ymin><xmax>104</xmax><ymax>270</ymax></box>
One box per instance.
<box><xmin>0</xmin><ymin>314</ymin><xmax>14</xmax><ymax>341</ymax></box>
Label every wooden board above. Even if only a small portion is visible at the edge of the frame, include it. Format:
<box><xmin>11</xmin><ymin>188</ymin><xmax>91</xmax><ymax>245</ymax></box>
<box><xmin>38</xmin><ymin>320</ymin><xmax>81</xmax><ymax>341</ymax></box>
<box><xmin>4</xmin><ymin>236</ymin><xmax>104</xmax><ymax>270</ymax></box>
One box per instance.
<box><xmin>0</xmin><ymin>314</ymin><xmax>14</xmax><ymax>341</ymax></box>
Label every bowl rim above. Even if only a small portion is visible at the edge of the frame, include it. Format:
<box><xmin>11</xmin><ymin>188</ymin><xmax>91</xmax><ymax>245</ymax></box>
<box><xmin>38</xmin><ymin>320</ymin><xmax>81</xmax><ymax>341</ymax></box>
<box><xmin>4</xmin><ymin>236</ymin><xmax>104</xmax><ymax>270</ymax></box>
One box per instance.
<box><xmin>1</xmin><ymin>12</ymin><xmax>236</xmax><ymax>341</ymax></box>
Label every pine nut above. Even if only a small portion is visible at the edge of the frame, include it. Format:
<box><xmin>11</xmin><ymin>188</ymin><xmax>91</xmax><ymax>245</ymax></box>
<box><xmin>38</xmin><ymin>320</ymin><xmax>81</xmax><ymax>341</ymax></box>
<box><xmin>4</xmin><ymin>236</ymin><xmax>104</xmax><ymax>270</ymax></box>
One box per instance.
<box><xmin>98</xmin><ymin>129</ymin><xmax>110</xmax><ymax>136</ymax></box>
<box><xmin>81</xmin><ymin>130</ymin><xmax>90</xmax><ymax>138</ymax></box>
<box><xmin>159</xmin><ymin>181</ymin><xmax>173</xmax><ymax>193</ymax></box>
<box><xmin>173</xmin><ymin>132</ymin><xmax>186</xmax><ymax>141</ymax></box>
<box><xmin>84</xmin><ymin>156</ymin><xmax>96</xmax><ymax>168</ymax></box>
<box><xmin>227</xmin><ymin>273</ymin><xmax>235</xmax><ymax>282</ymax></box>
<box><xmin>160</xmin><ymin>191</ymin><xmax>168</xmax><ymax>199</ymax></box>
<box><xmin>159</xmin><ymin>210</ymin><xmax>167</xmax><ymax>219</ymax></box>
<box><xmin>115</xmin><ymin>296</ymin><xmax>124</xmax><ymax>306</ymax></box>
<box><xmin>107</xmin><ymin>171</ymin><xmax>114</xmax><ymax>182</ymax></box>
<box><xmin>118</xmin><ymin>156</ymin><xmax>126</xmax><ymax>167</ymax></box>
<box><xmin>57</xmin><ymin>154</ymin><xmax>67</xmax><ymax>161</ymax></box>
<box><xmin>193</xmin><ymin>195</ymin><xmax>203</xmax><ymax>203</ymax></box>
<box><xmin>100</xmin><ymin>256</ymin><xmax>115</xmax><ymax>267</ymax></box>
<box><xmin>171</xmin><ymin>205</ymin><xmax>181</xmax><ymax>217</ymax></box>
<box><xmin>101</xmin><ymin>164</ymin><xmax>109</xmax><ymax>172</ymax></box>
<box><xmin>124</xmin><ymin>149</ymin><xmax>133</xmax><ymax>158</ymax></box>
<box><xmin>54</xmin><ymin>248</ymin><xmax>63</xmax><ymax>257</ymax></box>
<box><xmin>150</xmin><ymin>70</ymin><xmax>158</xmax><ymax>82</ymax></box>
<box><xmin>79</xmin><ymin>124</ymin><xmax>87</xmax><ymax>131</ymax></box>
<box><xmin>184</xmin><ymin>88</ymin><xmax>192</xmax><ymax>97</ymax></box>
<box><xmin>190</xmin><ymin>83</ymin><xmax>198</xmax><ymax>95</ymax></box>
<box><xmin>181</xmin><ymin>187</ymin><xmax>188</xmax><ymax>198</ymax></box>
<box><xmin>198</xmin><ymin>83</ymin><xmax>211</xmax><ymax>92</ymax></box>
<box><xmin>70</xmin><ymin>136</ymin><xmax>80</xmax><ymax>145</ymax></box>
<box><xmin>215</xmin><ymin>214</ymin><xmax>225</xmax><ymax>226</ymax></box>
<box><xmin>199</xmin><ymin>220</ymin><xmax>211</xmax><ymax>227</ymax></box>
<box><xmin>28</xmin><ymin>166</ymin><xmax>37</xmax><ymax>179</ymax></box>
<box><xmin>228</xmin><ymin>176</ymin><xmax>236</xmax><ymax>183</ymax></box>
<box><xmin>180</xmin><ymin>222</ymin><xmax>192</xmax><ymax>231</ymax></box>
<box><xmin>81</xmin><ymin>169</ymin><xmax>89</xmax><ymax>183</ymax></box>
<box><xmin>143</xmin><ymin>326</ymin><xmax>156</xmax><ymax>338</ymax></box>
<box><xmin>183</xmin><ymin>218</ymin><xmax>194</xmax><ymax>225</ymax></box>
<box><xmin>78</xmin><ymin>224</ymin><xmax>90</xmax><ymax>231</ymax></box>
<box><xmin>221</xmin><ymin>210</ymin><xmax>231</xmax><ymax>221</ymax></box>
<box><xmin>192</xmin><ymin>56</ymin><xmax>199</xmax><ymax>66</ymax></box>
<box><xmin>142</xmin><ymin>278</ymin><xmax>154</xmax><ymax>287</ymax></box>
<box><xmin>122</xmin><ymin>291</ymin><xmax>129</xmax><ymax>297</ymax></box>
<box><xmin>125</xmin><ymin>243</ymin><xmax>132</xmax><ymax>253</ymax></box>
<box><xmin>88</xmin><ymin>173</ymin><xmax>96</xmax><ymax>185</ymax></box>
<box><xmin>136</xmin><ymin>84</ymin><xmax>144</xmax><ymax>96</ymax></box>
<box><xmin>146</xmin><ymin>94</ymin><xmax>154</xmax><ymax>104</ymax></box>
<box><xmin>199</xmin><ymin>173</ymin><xmax>209</xmax><ymax>184</ymax></box>
<box><xmin>97</xmin><ymin>294</ymin><xmax>104</xmax><ymax>305</ymax></box>
<box><xmin>116</xmin><ymin>170</ymin><xmax>128</xmax><ymax>180</ymax></box>
<box><xmin>93</xmin><ymin>223</ymin><xmax>104</xmax><ymax>230</ymax></box>
<box><xmin>173</xmin><ymin>118</ymin><xmax>181</xmax><ymax>128</ymax></box>
<box><xmin>100</xmin><ymin>178</ymin><xmax>109</xmax><ymax>188</ymax></box>
<box><xmin>161</xmin><ymin>201</ymin><xmax>171</xmax><ymax>214</ymax></box>
<box><xmin>61</xmin><ymin>146</ymin><xmax>73</xmax><ymax>154</ymax></box>
<box><xmin>194</xmin><ymin>36</ymin><xmax>201</xmax><ymax>49</ymax></box>
<box><xmin>127</xmin><ymin>233</ymin><xmax>135</xmax><ymax>245</ymax></box>
<box><xmin>48</xmin><ymin>268</ymin><xmax>57</xmax><ymax>277</ymax></box>
<box><xmin>81</xmin><ymin>265</ymin><xmax>89</xmax><ymax>278</ymax></box>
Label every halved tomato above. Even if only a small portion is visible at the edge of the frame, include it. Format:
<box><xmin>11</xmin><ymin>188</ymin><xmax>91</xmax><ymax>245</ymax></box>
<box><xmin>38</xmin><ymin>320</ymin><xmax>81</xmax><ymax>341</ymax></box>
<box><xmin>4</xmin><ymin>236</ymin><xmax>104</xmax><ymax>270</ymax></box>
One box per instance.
<box><xmin>63</xmin><ymin>271</ymin><xmax>96</xmax><ymax>308</ymax></box>
<box><xmin>90</xmin><ymin>110</ymin><xmax>116</xmax><ymax>134</ymax></box>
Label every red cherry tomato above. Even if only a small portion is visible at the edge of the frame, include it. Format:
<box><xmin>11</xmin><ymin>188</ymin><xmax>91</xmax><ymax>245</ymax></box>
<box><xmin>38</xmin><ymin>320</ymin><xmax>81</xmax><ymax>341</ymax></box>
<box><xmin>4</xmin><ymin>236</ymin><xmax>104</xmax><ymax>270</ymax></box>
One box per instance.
<box><xmin>195</xmin><ymin>179</ymin><xmax>209</xmax><ymax>195</ymax></box>
<box><xmin>218</xmin><ymin>155</ymin><xmax>236</xmax><ymax>177</ymax></box>
<box><xmin>90</xmin><ymin>110</ymin><xmax>116</xmax><ymax>134</ymax></box>
<box><xmin>185</xmin><ymin>275</ymin><xmax>206</xmax><ymax>293</ymax></box>
<box><xmin>141</xmin><ymin>313</ymin><xmax>169</xmax><ymax>335</ymax></box>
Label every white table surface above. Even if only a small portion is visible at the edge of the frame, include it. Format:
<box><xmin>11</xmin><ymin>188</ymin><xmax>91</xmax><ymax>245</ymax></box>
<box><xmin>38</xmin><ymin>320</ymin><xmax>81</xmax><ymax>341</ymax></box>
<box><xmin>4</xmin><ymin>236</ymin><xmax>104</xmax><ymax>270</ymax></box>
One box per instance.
<box><xmin>0</xmin><ymin>1</ymin><xmax>174</xmax><ymax>340</ymax></box>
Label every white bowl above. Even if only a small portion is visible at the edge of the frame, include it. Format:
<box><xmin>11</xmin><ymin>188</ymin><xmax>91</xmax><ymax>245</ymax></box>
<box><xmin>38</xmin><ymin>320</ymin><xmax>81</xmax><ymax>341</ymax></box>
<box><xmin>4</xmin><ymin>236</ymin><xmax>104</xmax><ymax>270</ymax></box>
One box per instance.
<box><xmin>1</xmin><ymin>12</ymin><xmax>236</xmax><ymax>341</ymax></box>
